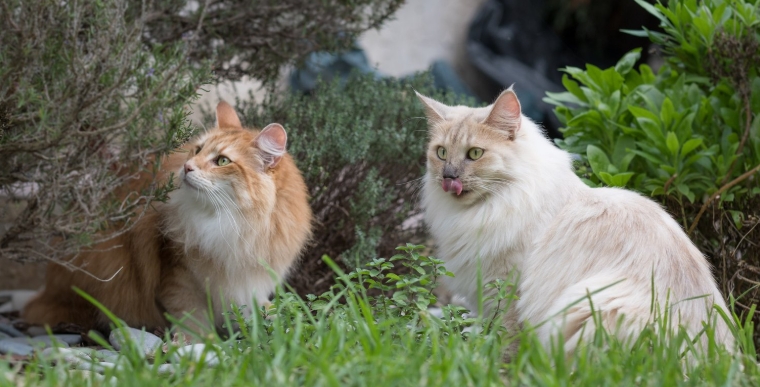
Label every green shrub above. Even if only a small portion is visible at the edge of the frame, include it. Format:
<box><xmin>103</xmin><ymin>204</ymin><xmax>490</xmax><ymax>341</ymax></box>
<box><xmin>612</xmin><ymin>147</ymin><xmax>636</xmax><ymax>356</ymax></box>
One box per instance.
<box><xmin>0</xmin><ymin>0</ymin><xmax>207</xmax><ymax>264</ymax></box>
<box><xmin>232</xmin><ymin>73</ymin><xmax>473</xmax><ymax>296</ymax></box>
<box><xmin>545</xmin><ymin>0</ymin><xmax>760</xmax><ymax>344</ymax></box>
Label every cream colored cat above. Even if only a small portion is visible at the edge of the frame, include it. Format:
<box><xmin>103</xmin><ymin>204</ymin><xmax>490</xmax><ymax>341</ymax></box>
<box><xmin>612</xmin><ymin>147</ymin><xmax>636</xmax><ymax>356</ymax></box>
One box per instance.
<box><xmin>416</xmin><ymin>88</ymin><xmax>733</xmax><ymax>355</ymax></box>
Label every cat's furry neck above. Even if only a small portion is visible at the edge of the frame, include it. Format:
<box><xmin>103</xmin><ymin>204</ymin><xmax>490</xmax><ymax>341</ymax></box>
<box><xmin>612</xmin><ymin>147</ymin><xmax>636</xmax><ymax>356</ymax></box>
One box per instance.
<box><xmin>162</xmin><ymin>186</ymin><xmax>273</xmax><ymax>274</ymax></box>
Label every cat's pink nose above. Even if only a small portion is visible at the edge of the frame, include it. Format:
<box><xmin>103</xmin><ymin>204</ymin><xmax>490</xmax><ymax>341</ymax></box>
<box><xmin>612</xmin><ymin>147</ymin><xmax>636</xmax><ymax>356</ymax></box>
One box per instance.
<box><xmin>184</xmin><ymin>163</ymin><xmax>194</xmax><ymax>173</ymax></box>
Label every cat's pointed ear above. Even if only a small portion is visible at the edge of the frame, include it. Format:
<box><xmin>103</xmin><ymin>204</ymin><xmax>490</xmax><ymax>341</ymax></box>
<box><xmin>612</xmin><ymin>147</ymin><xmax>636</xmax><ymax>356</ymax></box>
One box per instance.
<box><xmin>484</xmin><ymin>87</ymin><xmax>521</xmax><ymax>139</ymax></box>
<box><xmin>415</xmin><ymin>90</ymin><xmax>449</xmax><ymax>124</ymax></box>
<box><xmin>216</xmin><ymin>100</ymin><xmax>242</xmax><ymax>129</ymax></box>
<box><xmin>254</xmin><ymin>123</ymin><xmax>287</xmax><ymax>168</ymax></box>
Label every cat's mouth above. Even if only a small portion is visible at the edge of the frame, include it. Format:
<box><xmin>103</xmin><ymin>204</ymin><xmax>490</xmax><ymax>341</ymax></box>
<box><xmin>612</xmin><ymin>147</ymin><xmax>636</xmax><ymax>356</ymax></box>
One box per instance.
<box><xmin>182</xmin><ymin>174</ymin><xmax>198</xmax><ymax>189</ymax></box>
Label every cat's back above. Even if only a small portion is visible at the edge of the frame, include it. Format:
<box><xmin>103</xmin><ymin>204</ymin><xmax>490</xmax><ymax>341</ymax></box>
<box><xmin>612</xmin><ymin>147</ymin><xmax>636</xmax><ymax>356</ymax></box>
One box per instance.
<box><xmin>521</xmin><ymin>185</ymin><xmax>722</xmax><ymax>317</ymax></box>
<box><xmin>538</xmin><ymin>185</ymin><xmax>709</xmax><ymax>274</ymax></box>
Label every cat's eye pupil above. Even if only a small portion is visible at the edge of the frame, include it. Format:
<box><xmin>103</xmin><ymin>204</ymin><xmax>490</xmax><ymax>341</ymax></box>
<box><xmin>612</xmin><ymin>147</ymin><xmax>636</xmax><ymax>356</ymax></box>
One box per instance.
<box><xmin>437</xmin><ymin>147</ymin><xmax>447</xmax><ymax>160</ymax></box>
<box><xmin>468</xmin><ymin>148</ymin><xmax>484</xmax><ymax>160</ymax></box>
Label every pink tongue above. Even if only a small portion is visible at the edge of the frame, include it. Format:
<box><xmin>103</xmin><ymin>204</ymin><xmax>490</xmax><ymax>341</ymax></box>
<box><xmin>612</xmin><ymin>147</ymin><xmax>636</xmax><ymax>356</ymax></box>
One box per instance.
<box><xmin>442</xmin><ymin>178</ymin><xmax>464</xmax><ymax>196</ymax></box>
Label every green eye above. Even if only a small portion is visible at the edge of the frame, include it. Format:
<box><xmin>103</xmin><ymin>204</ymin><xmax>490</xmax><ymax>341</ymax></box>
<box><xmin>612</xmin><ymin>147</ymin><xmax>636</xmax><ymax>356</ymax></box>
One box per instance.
<box><xmin>216</xmin><ymin>156</ymin><xmax>231</xmax><ymax>166</ymax></box>
<box><xmin>437</xmin><ymin>147</ymin><xmax>447</xmax><ymax>160</ymax></box>
<box><xmin>467</xmin><ymin>148</ymin><xmax>484</xmax><ymax>160</ymax></box>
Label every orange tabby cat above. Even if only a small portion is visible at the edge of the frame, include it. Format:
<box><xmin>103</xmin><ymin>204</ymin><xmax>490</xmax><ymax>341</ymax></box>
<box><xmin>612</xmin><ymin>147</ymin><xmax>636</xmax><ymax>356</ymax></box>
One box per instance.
<box><xmin>23</xmin><ymin>102</ymin><xmax>313</xmax><ymax>334</ymax></box>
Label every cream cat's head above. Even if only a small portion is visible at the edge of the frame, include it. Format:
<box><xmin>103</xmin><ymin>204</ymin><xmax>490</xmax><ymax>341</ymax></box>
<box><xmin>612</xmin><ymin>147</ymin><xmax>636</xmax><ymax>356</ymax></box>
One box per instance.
<box><xmin>416</xmin><ymin>89</ymin><xmax>524</xmax><ymax>206</ymax></box>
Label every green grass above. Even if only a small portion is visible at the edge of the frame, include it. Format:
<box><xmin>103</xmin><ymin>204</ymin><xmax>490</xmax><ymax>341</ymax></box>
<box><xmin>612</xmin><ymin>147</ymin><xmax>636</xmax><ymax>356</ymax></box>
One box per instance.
<box><xmin>2</xmin><ymin>245</ymin><xmax>758</xmax><ymax>386</ymax></box>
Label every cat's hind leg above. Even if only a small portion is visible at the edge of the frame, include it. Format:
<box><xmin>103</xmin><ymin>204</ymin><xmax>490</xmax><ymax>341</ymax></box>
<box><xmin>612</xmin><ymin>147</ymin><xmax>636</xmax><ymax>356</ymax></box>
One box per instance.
<box><xmin>22</xmin><ymin>287</ymin><xmax>98</xmax><ymax>329</ymax></box>
<box><xmin>533</xmin><ymin>274</ymin><xmax>650</xmax><ymax>354</ymax></box>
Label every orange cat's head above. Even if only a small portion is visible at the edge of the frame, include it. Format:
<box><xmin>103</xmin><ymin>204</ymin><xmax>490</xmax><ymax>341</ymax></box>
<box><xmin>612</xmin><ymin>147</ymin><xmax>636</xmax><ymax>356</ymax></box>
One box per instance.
<box><xmin>416</xmin><ymin>89</ymin><xmax>523</xmax><ymax>206</ymax></box>
<box><xmin>174</xmin><ymin>101</ymin><xmax>288</xmax><ymax>216</ymax></box>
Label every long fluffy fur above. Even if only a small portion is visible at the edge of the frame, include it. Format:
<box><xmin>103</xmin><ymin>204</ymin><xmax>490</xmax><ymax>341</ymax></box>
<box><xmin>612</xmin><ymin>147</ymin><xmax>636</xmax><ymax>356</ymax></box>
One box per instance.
<box><xmin>418</xmin><ymin>90</ymin><xmax>733</xmax><ymax>355</ymax></box>
<box><xmin>23</xmin><ymin>102</ymin><xmax>312</xmax><ymax>333</ymax></box>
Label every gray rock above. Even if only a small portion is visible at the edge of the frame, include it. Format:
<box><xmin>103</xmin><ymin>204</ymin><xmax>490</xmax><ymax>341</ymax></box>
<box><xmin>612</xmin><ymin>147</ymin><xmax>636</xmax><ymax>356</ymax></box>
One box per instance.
<box><xmin>0</xmin><ymin>339</ymin><xmax>34</xmax><ymax>356</ymax></box>
<box><xmin>0</xmin><ymin>336</ymin><xmax>69</xmax><ymax>350</ymax></box>
<box><xmin>62</xmin><ymin>370</ymin><xmax>105</xmax><ymax>383</ymax></box>
<box><xmin>108</xmin><ymin>327</ymin><xmax>162</xmax><ymax>357</ymax></box>
<box><xmin>27</xmin><ymin>336</ymin><xmax>70</xmax><ymax>348</ymax></box>
<box><xmin>95</xmin><ymin>349</ymin><xmax>121</xmax><ymax>363</ymax></box>
<box><xmin>0</xmin><ymin>332</ymin><xmax>10</xmax><ymax>340</ymax></box>
<box><xmin>69</xmin><ymin>347</ymin><xmax>99</xmax><ymax>357</ymax></box>
<box><xmin>24</xmin><ymin>330</ymin><xmax>81</xmax><ymax>346</ymax></box>
<box><xmin>171</xmin><ymin>344</ymin><xmax>220</xmax><ymax>366</ymax></box>
<box><xmin>75</xmin><ymin>360</ymin><xmax>127</xmax><ymax>375</ymax></box>
<box><xmin>39</xmin><ymin>347</ymin><xmax>92</xmax><ymax>366</ymax></box>
<box><xmin>156</xmin><ymin>363</ymin><xmax>178</xmax><ymax>376</ymax></box>
<box><xmin>75</xmin><ymin>362</ymin><xmax>108</xmax><ymax>373</ymax></box>
<box><xmin>0</xmin><ymin>322</ymin><xmax>25</xmax><ymax>338</ymax></box>
<box><xmin>26</xmin><ymin>326</ymin><xmax>48</xmax><ymax>337</ymax></box>
<box><xmin>52</xmin><ymin>334</ymin><xmax>83</xmax><ymax>346</ymax></box>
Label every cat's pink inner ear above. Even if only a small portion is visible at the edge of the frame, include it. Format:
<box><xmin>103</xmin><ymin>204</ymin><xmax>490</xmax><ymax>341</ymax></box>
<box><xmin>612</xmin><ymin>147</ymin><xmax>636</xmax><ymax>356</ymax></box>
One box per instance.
<box><xmin>415</xmin><ymin>91</ymin><xmax>448</xmax><ymax>124</ymax></box>
<box><xmin>255</xmin><ymin>123</ymin><xmax>287</xmax><ymax>168</ymax></box>
<box><xmin>484</xmin><ymin>89</ymin><xmax>522</xmax><ymax>138</ymax></box>
<box><xmin>216</xmin><ymin>100</ymin><xmax>242</xmax><ymax>129</ymax></box>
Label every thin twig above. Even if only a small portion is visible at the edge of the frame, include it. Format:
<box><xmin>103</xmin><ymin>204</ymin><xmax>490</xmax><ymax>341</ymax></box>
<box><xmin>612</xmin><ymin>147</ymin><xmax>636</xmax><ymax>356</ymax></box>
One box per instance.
<box><xmin>688</xmin><ymin>163</ymin><xmax>760</xmax><ymax>235</ymax></box>
<box><xmin>720</xmin><ymin>93</ymin><xmax>752</xmax><ymax>186</ymax></box>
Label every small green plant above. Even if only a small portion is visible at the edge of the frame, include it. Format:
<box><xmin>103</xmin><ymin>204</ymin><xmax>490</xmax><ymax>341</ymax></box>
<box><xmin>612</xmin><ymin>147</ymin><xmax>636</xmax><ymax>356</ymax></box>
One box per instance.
<box><xmin>545</xmin><ymin>0</ymin><xmax>760</xmax><ymax>346</ymax></box>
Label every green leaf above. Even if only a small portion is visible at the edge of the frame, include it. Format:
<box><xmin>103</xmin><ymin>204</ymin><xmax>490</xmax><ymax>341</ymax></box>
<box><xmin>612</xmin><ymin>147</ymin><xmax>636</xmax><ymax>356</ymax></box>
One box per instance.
<box><xmin>620</xmin><ymin>152</ymin><xmax>637</xmax><ymax>171</ymax></box>
<box><xmin>640</xmin><ymin>64</ymin><xmax>656</xmax><ymax>84</ymax></box>
<box><xmin>628</xmin><ymin>105</ymin><xmax>660</xmax><ymax>123</ymax></box>
<box><xmin>666</xmin><ymin>132</ymin><xmax>679</xmax><ymax>156</ymax></box>
<box><xmin>676</xmin><ymin>183</ymin><xmax>695</xmax><ymax>203</ymax></box>
<box><xmin>598</xmin><ymin>171</ymin><xmax>614</xmax><ymax>186</ymax></box>
<box><xmin>631</xmin><ymin>149</ymin><xmax>665</xmax><ymax>165</ymax></box>
<box><xmin>611</xmin><ymin>136</ymin><xmax>636</xmax><ymax>168</ymax></box>
<box><xmin>610</xmin><ymin>172</ymin><xmax>635</xmax><ymax>187</ymax></box>
<box><xmin>680</xmin><ymin>138</ymin><xmax>703</xmax><ymax>157</ymax></box>
<box><xmin>728</xmin><ymin>210</ymin><xmax>744</xmax><ymax>230</ymax></box>
<box><xmin>660</xmin><ymin>98</ymin><xmax>675</xmax><ymax>128</ymax></box>
<box><xmin>621</xmin><ymin>29</ymin><xmax>649</xmax><ymax>37</ymax></box>
<box><xmin>562</xmin><ymin>74</ymin><xmax>588</xmax><ymax>103</ymax></box>
<box><xmin>587</xmin><ymin>145</ymin><xmax>612</xmax><ymax>177</ymax></box>
<box><xmin>545</xmin><ymin>91</ymin><xmax>584</xmax><ymax>106</ymax></box>
<box><xmin>634</xmin><ymin>0</ymin><xmax>668</xmax><ymax>22</ymax></box>
<box><xmin>615</xmin><ymin>49</ymin><xmax>642</xmax><ymax>76</ymax></box>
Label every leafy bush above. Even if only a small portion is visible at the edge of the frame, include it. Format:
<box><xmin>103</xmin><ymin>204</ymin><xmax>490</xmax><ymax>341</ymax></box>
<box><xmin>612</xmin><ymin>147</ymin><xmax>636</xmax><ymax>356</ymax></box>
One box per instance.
<box><xmin>140</xmin><ymin>0</ymin><xmax>404</xmax><ymax>83</ymax></box>
<box><xmin>0</xmin><ymin>0</ymin><xmax>207</xmax><ymax>264</ymax></box>
<box><xmin>231</xmin><ymin>73</ymin><xmax>472</xmax><ymax>296</ymax></box>
<box><xmin>545</xmin><ymin>0</ymin><xmax>760</xmax><ymax>342</ymax></box>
